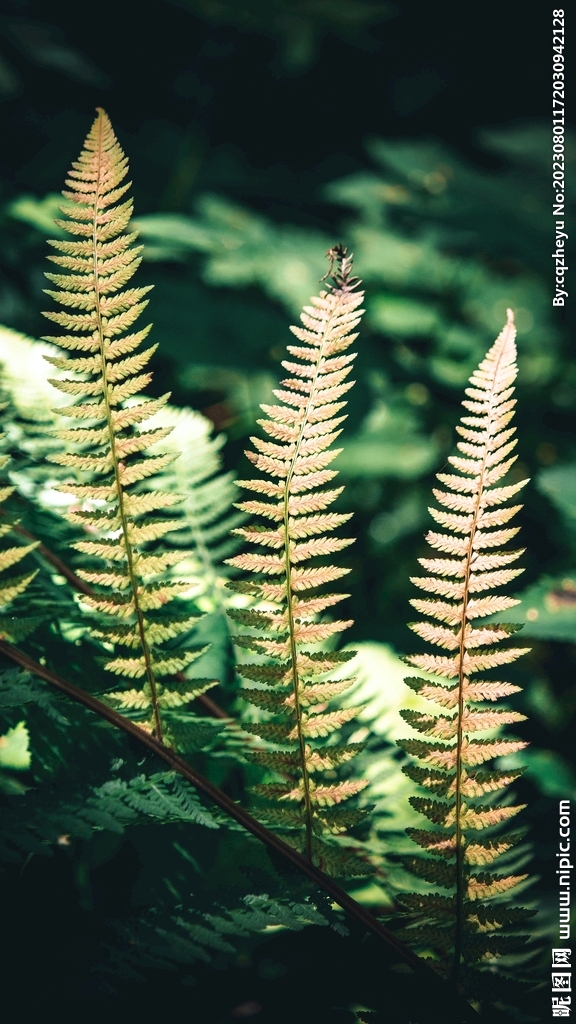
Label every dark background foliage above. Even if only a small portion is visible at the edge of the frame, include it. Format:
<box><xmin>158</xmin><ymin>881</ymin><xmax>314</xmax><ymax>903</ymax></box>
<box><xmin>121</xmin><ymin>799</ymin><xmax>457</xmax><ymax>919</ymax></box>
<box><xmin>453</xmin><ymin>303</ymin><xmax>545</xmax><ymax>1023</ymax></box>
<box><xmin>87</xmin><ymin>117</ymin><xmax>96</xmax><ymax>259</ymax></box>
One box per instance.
<box><xmin>0</xmin><ymin>1</ymin><xmax>573</xmax><ymax>1020</ymax></box>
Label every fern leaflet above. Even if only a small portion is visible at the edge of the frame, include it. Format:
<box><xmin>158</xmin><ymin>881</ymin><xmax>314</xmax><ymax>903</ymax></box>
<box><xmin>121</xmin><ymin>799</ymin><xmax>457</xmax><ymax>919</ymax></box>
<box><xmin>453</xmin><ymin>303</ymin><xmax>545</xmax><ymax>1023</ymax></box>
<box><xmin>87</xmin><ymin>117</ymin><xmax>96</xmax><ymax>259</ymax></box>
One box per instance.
<box><xmin>398</xmin><ymin>310</ymin><xmax>533</xmax><ymax>991</ymax></box>
<box><xmin>227</xmin><ymin>246</ymin><xmax>370</xmax><ymax>874</ymax></box>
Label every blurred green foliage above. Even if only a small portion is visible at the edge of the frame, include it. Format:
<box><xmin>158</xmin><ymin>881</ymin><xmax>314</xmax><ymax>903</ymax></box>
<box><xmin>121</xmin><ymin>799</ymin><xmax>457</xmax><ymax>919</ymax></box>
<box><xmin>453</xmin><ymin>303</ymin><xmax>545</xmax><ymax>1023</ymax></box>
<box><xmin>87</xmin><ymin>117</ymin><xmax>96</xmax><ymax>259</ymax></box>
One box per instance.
<box><xmin>168</xmin><ymin>0</ymin><xmax>395</xmax><ymax>72</ymax></box>
<box><xmin>538</xmin><ymin>462</ymin><xmax>576</xmax><ymax>536</ymax></box>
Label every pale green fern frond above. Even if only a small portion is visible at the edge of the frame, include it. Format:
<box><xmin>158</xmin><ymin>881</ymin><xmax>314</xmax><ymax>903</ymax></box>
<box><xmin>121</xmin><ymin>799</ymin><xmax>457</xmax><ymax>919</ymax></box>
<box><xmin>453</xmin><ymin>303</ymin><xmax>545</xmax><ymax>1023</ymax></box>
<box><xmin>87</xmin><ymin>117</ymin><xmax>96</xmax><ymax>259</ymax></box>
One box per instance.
<box><xmin>397</xmin><ymin>311</ymin><xmax>534</xmax><ymax>993</ymax></box>
<box><xmin>143</xmin><ymin>404</ymin><xmax>245</xmax><ymax>612</ymax></box>
<box><xmin>226</xmin><ymin>246</ymin><xmax>370</xmax><ymax>875</ymax></box>
<box><xmin>99</xmin><ymin>893</ymin><xmax>333</xmax><ymax>986</ymax></box>
<box><xmin>0</xmin><ymin>769</ymin><xmax>220</xmax><ymax>860</ymax></box>
<box><xmin>40</xmin><ymin>108</ymin><xmax>213</xmax><ymax>743</ymax></box>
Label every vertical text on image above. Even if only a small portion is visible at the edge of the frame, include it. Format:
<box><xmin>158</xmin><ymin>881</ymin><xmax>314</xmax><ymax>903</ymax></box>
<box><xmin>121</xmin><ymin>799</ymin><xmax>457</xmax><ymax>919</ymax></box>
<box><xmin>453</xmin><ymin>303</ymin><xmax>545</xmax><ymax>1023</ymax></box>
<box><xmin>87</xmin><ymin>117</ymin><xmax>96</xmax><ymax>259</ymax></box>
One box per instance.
<box><xmin>552</xmin><ymin>9</ymin><xmax>568</xmax><ymax>307</ymax></box>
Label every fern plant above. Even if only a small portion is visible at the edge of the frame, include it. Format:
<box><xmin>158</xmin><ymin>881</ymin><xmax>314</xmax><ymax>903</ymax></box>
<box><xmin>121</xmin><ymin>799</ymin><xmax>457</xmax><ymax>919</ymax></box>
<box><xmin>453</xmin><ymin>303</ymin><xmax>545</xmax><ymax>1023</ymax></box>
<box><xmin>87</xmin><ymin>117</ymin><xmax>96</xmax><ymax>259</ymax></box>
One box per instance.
<box><xmin>2</xmin><ymin>112</ymin><xmax>540</xmax><ymax>1021</ymax></box>
<box><xmin>40</xmin><ymin>108</ymin><xmax>215</xmax><ymax>743</ymax></box>
<box><xmin>226</xmin><ymin>246</ymin><xmax>371</xmax><ymax>873</ymax></box>
<box><xmin>397</xmin><ymin>310</ymin><xmax>534</xmax><ymax>992</ymax></box>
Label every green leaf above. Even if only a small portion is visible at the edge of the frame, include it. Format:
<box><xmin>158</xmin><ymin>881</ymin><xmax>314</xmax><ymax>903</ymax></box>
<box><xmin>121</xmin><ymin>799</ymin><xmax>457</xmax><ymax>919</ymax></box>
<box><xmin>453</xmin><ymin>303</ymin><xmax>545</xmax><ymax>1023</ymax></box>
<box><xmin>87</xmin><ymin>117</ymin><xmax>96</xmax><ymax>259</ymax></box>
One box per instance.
<box><xmin>94</xmin><ymin>773</ymin><xmax>219</xmax><ymax>830</ymax></box>
<box><xmin>315</xmin><ymin>805</ymin><xmax>371</xmax><ymax>830</ymax></box>
<box><xmin>409</xmin><ymin>796</ymin><xmax>451</xmax><ymax>825</ymax></box>
<box><xmin>466</xmin><ymin>902</ymin><xmax>536</xmax><ymax>928</ymax></box>
<box><xmin>463</xmin><ymin>933</ymin><xmax>528</xmax><ymax>962</ymax></box>
<box><xmin>396</xmin><ymin>892</ymin><xmax>456</xmax><ymax>917</ymax></box>
<box><xmin>402</xmin><ymin>763</ymin><xmax>453</xmax><ymax>795</ymax></box>
<box><xmin>239</xmin><ymin>686</ymin><xmax>291</xmax><ymax>712</ymax></box>
<box><xmin>246</xmin><ymin>721</ymin><xmax>292</xmax><ymax>743</ymax></box>
<box><xmin>243</xmin><ymin>749</ymin><xmax>301</xmax><ymax>772</ymax></box>
<box><xmin>401</xmin><ymin>856</ymin><xmax>456</xmax><ymax>888</ymax></box>
<box><xmin>312</xmin><ymin>837</ymin><xmax>373</xmax><ymax>877</ymax></box>
<box><xmin>396</xmin><ymin>923</ymin><xmax>454</xmax><ymax>951</ymax></box>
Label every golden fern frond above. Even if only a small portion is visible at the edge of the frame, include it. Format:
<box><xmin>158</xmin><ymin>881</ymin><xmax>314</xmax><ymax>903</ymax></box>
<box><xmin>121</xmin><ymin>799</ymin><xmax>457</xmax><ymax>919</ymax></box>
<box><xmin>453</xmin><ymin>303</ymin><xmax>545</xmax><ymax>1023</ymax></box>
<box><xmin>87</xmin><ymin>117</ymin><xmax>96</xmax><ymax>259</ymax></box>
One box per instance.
<box><xmin>41</xmin><ymin>109</ymin><xmax>213</xmax><ymax>743</ymax></box>
<box><xmin>226</xmin><ymin>246</ymin><xmax>370</xmax><ymax>875</ymax></box>
<box><xmin>397</xmin><ymin>311</ymin><xmax>534</xmax><ymax>986</ymax></box>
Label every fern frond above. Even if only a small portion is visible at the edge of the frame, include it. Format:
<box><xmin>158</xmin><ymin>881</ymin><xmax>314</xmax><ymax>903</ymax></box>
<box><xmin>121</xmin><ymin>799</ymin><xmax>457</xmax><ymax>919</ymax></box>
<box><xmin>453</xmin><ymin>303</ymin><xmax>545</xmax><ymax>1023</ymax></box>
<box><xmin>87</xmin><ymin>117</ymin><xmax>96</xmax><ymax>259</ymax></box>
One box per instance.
<box><xmin>139</xmin><ymin>404</ymin><xmax>246</xmax><ymax>614</ymax></box>
<box><xmin>41</xmin><ymin>110</ymin><xmax>205</xmax><ymax>744</ymax></box>
<box><xmin>226</xmin><ymin>246</ymin><xmax>367</xmax><ymax>872</ymax></box>
<box><xmin>398</xmin><ymin>311</ymin><xmax>532</xmax><ymax>988</ymax></box>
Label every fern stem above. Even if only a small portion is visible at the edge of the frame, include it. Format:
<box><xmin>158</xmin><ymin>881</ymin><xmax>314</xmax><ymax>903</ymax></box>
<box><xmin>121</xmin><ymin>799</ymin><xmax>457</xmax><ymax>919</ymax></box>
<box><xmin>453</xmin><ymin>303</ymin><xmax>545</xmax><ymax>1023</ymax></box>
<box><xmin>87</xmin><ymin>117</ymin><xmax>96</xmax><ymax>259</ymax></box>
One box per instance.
<box><xmin>0</xmin><ymin>637</ymin><xmax>480</xmax><ymax>1021</ymax></box>
<box><xmin>283</xmin><ymin>526</ymin><xmax>313</xmax><ymax>858</ymax></box>
<box><xmin>90</xmin><ymin>112</ymin><xmax>163</xmax><ymax>743</ymax></box>
<box><xmin>451</xmin><ymin>318</ymin><xmax>514</xmax><ymax>986</ymax></box>
<box><xmin>282</xmin><ymin>368</ymin><xmax>322</xmax><ymax>861</ymax></box>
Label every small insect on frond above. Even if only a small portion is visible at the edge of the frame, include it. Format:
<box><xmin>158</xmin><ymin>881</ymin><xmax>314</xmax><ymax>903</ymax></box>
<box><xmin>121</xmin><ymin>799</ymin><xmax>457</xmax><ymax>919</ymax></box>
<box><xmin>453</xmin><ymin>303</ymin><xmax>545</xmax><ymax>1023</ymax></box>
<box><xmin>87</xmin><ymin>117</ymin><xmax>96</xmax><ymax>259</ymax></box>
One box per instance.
<box><xmin>226</xmin><ymin>246</ymin><xmax>370</xmax><ymax>876</ymax></box>
<box><xmin>397</xmin><ymin>311</ymin><xmax>535</xmax><ymax>996</ymax></box>
<box><xmin>0</xmin><ymin>399</ymin><xmax>44</xmax><ymax>641</ymax></box>
<box><xmin>320</xmin><ymin>243</ymin><xmax>361</xmax><ymax>291</ymax></box>
<box><xmin>41</xmin><ymin>109</ymin><xmax>216</xmax><ymax>744</ymax></box>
